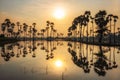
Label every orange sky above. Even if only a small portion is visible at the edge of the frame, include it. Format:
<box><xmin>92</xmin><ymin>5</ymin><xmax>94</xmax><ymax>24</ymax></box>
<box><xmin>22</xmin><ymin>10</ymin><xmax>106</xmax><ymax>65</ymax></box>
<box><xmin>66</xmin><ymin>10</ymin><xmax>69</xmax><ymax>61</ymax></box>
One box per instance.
<box><xmin>0</xmin><ymin>0</ymin><xmax>120</xmax><ymax>36</ymax></box>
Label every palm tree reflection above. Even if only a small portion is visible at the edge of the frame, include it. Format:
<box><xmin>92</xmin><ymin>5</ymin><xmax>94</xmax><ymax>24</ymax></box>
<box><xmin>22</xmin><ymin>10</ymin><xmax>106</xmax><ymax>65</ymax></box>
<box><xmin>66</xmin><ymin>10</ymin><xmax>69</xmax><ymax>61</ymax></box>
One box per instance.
<box><xmin>68</xmin><ymin>42</ymin><xmax>119</xmax><ymax>76</ymax></box>
<box><xmin>40</xmin><ymin>41</ymin><xmax>60</xmax><ymax>60</ymax></box>
<box><xmin>68</xmin><ymin>42</ymin><xmax>90</xmax><ymax>73</ymax></box>
<box><xmin>0</xmin><ymin>41</ymin><xmax>119</xmax><ymax>77</ymax></box>
<box><xmin>94</xmin><ymin>46</ymin><xmax>108</xmax><ymax>76</ymax></box>
<box><xmin>0</xmin><ymin>40</ymin><xmax>61</xmax><ymax>61</ymax></box>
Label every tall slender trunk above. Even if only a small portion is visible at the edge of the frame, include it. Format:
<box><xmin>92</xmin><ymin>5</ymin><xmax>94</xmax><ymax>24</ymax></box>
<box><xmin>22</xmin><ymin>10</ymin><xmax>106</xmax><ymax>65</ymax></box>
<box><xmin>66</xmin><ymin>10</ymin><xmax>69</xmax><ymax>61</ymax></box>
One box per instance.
<box><xmin>24</xmin><ymin>31</ymin><xmax>25</xmax><ymax>40</ymax></box>
<box><xmin>74</xmin><ymin>29</ymin><xmax>77</xmax><ymax>41</ymax></box>
<box><xmin>18</xmin><ymin>26</ymin><xmax>19</xmax><ymax>33</ymax></box>
<box><xmin>47</xmin><ymin>29</ymin><xmax>49</xmax><ymax>39</ymax></box>
<box><xmin>79</xmin><ymin>25</ymin><xmax>82</xmax><ymax>41</ymax></box>
<box><xmin>92</xmin><ymin>23</ymin><xmax>94</xmax><ymax>43</ymax></box>
<box><xmin>114</xmin><ymin>22</ymin><xmax>116</xmax><ymax>44</ymax></box>
<box><xmin>53</xmin><ymin>31</ymin><xmax>54</xmax><ymax>39</ymax></box>
<box><xmin>99</xmin><ymin>33</ymin><xmax>103</xmax><ymax>44</ymax></box>
<box><xmin>43</xmin><ymin>32</ymin><xmax>45</xmax><ymax>38</ymax></box>
<box><xmin>109</xmin><ymin>20</ymin><xmax>112</xmax><ymax>44</ymax></box>
<box><xmin>87</xmin><ymin>24</ymin><xmax>89</xmax><ymax>43</ymax></box>
<box><xmin>50</xmin><ymin>28</ymin><xmax>52</xmax><ymax>38</ymax></box>
<box><xmin>83</xmin><ymin>27</ymin><xmax>85</xmax><ymax>42</ymax></box>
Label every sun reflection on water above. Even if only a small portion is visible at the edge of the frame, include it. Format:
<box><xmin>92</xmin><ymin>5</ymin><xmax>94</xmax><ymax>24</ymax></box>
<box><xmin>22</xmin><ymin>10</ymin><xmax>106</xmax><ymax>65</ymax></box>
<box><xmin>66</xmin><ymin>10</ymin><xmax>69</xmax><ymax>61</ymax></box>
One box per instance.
<box><xmin>55</xmin><ymin>60</ymin><xmax>63</xmax><ymax>67</ymax></box>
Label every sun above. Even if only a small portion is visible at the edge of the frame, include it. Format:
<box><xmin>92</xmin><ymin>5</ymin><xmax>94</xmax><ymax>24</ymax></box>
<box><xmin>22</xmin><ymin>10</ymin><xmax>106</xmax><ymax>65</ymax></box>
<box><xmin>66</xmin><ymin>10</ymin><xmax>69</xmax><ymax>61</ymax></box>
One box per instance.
<box><xmin>55</xmin><ymin>60</ymin><xmax>63</xmax><ymax>67</ymax></box>
<box><xmin>53</xmin><ymin>8</ymin><xmax>65</xmax><ymax>19</ymax></box>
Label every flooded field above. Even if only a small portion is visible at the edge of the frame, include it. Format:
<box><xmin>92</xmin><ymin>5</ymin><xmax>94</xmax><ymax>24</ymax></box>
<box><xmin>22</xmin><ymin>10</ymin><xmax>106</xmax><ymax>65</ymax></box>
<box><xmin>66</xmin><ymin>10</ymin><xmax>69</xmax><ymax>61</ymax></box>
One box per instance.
<box><xmin>0</xmin><ymin>41</ymin><xmax>120</xmax><ymax>80</ymax></box>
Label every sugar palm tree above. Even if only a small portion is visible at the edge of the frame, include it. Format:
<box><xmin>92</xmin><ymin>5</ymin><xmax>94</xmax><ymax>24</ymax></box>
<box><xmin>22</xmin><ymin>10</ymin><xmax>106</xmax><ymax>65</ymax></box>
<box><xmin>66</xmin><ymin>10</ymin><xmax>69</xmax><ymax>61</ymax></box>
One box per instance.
<box><xmin>28</xmin><ymin>26</ymin><xmax>32</xmax><ymax>39</ymax></box>
<box><xmin>82</xmin><ymin>19</ymin><xmax>87</xmax><ymax>42</ymax></box>
<box><xmin>46</xmin><ymin>21</ymin><xmax>51</xmax><ymax>38</ymax></box>
<box><xmin>16</xmin><ymin>22</ymin><xmax>20</xmax><ymax>32</ymax></box>
<box><xmin>32</xmin><ymin>23</ymin><xmax>37</xmax><ymax>38</ymax></box>
<box><xmin>46</xmin><ymin>27</ymin><xmax>49</xmax><ymax>39</ymax></box>
<box><xmin>53</xmin><ymin>29</ymin><xmax>57</xmax><ymax>38</ymax></box>
<box><xmin>79</xmin><ymin>15</ymin><xmax>87</xmax><ymax>42</ymax></box>
<box><xmin>1</xmin><ymin>23</ymin><xmax>6</xmax><ymax>35</ymax></box>
<box><xmin>78</xmin><ymin>15</ymin><xmax>84</xmax><ymax>41</ymax></box>
<box><xmin>90</xmin><ymin>16</ymin><xmax>95</xmax><ymax>43</ymax></box>
<box><xmin>84</xmin><ymin>11</ymin><xmax>91</xmax><ymax>43</ymax></box>
<box><xmin>68</xmin><ymin>26</ymin><xmax>72</xmax><ymax>38</ymax></box>
<box><xmin>6</xmin><ymin>22</ymin><xmax>15</xmax><ymax>38</ymax></box>
<box><xmin>46</xmin><ymin>21</ymin><xmax>50</xmax><ymax>38</ymax></box>
<box><xmin>16</xmin><ymin>22</ymin><xmax>21</xmax><ymax>37</ymax></box>
<box><xmin>71</xmin><ymin>24</ymin><xmax>77</xmax><ymax>39</ymax></box>
<box><xmin>32</xmin><ymin>23</ymin><xmax>36</xmax><ymax>28</ymax></box>
<box><xmin>4</xmin><ymin>19</ymin><xmax>11</xmax><ymax>37</ymax></box>
<box><xmin>72</xmin><ymin>17</ymin><xmax>79</xmax><ymax>40</ymax></box>
<box><xmin>23</xmin><ymin>23</ymin><xmax>28</xmax><ymax>39</ymax></box>
<box><xmin>11</xmin><ymin>23</ymin><xmax>15</xmax><ymax>37</ymax></box>
<box><xmin>41</xmin><ymin>29</ymin><xmax>46</xmax><ymax>38</ymax></box>
<box><xmin>50</xmin><ymin>22</ymin><xmax>54</xmax><ymax>38</ymax></box>
<box><xmin>37</xmin><ymin>32</ymin><xmax>41</xmax><ymax>38</ymax></box>
<box><xmin>18</xmin><ymin>25</ymin><xmax>23</xmax><ymax>38</ymax></box>
<box><xmin>108</xmin><ymin>14</ymin><xmax>113</xmax><ymax>43</ymax></box>
<box><xmin>72</xmin><ymin>17</ymin><xmax>79</xmax><ymax>38</ymax></box>
<box><xmin>113</xmin><ymin>15</ymin><xmax>119</xmax><ymax>44</ymax></box>
<box><xmin>95</xmin><ymin>10</ymin><xmax>109</xmax><ymax>44</ymax></box>
<box><xmin>5</xmin><ymin>19</ymin><xmax>11</xmax><ymax>28</ymax></box>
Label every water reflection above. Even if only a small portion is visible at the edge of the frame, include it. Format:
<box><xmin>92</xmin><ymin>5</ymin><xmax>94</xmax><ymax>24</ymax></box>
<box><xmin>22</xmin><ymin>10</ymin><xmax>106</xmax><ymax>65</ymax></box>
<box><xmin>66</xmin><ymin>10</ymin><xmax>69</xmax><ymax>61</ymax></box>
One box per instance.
<box><xmin>0</xmin><ymin>41</ymin><xmax>63</xmax><ymax>61</ymax></box>
<box><xmin>68</xmin><ymin>42</ymin><xmax>120</xmax><ymax>76</ymax></box>
<box><xmin>0</xmin><ymin>41</ymin><xmax>120</xmax><ymax>80</ymax></box>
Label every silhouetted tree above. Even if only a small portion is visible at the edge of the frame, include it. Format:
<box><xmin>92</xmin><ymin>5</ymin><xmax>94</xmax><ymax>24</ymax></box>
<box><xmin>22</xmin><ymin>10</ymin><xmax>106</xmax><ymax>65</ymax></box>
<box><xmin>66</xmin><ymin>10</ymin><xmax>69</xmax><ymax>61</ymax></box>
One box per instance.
<box><xmin>23</xmin><ymin>23</ymin><xmax>28</xmax><ymax>39</ymax></box>
<box><xmin>50</xmin><ymin>22</ymin><xmax>54</xmax><ymax>38</ymax></box>
<box><xmin>10</xmin><ymin>23</ymin><xmax>15</xmax><ymax>37</ymax></box>
<box><xmin>5</xmin><ymin>19</ymin><xmax>11</xmax><ymax>37</ymax></box>
<box><xmin>95</xmin><ymin>10</ymin><xmax>109</xmax><ymax>44</ymax></box>
<box><xmin>90</xmin><ymin>16</ymin><xmax>95</xmax><ymax>43</ymax></box>
<box><xmin>28</xmin><ymin>26</ymin><xmax>32</xmax><ymax>39</ymax></box>
<box><xmin>32</xmin><ymin>23</ymin><xmax>37</xmax><ymax>38</ymax></box>
<box><xmin>41</xmin><ymin>29</ymin><xmax>46</xmax><ymax>38</ymax></box>
<box><xmin>84</xmin><ymin>11</ymin><xmax>91</xmax><ymax>42</ymax></box>
<box><xmin>16</xmin><ymin>22</ymin><xmax>20</xmax><ymax>35</ymax></box>
<box><xmin>53</xmin><ymin>29</ymin><xmax>57</xmax><ymax>38</ymax></box>
<box><xmin>113</xmin><ymin>15</ymin><xmax>119</xmax><ymax>44</ymax></box>
<box><xmin>108</xmin><ymin>14</ymin><xmax>113</xmax><ymax>43</ymax></box>
<box><xmin>1</xmin><ymin>23</ymin><xmax>6</xmax><ymax>35</ymax></box>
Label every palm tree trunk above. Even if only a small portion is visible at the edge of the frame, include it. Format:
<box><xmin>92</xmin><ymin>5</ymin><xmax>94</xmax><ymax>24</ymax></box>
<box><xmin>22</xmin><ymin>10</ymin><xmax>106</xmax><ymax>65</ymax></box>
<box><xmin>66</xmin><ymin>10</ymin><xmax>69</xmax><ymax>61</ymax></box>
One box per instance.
<box><xmin>83</xmin><ymin>27</ymin><xmax>85</xmax><ymax>42</ymax></box>
<box><xmin>47</xmin><ymin>29</ymin><xmax>49</xmax><ymax>39</ymax></box>
<box><xmin>99</xmin><ymin>34</ymin><xmax>103</xmax><ymax>44</ymax></box>
<box><xmin>109</xmin><ymin>21</ymin><xmax>112</xmax><ymax>44</ymax></box>
<box><xmin>79</xmin><ymin>25</ymin><xmax>82</xmax><ymax>41</ymax></box>
<box><xmin>92</xmin><ymin>23</ymin><xmax>94</xmax><ymax>43</ymax></box>
<box><xmin>87</xmin><ymin>25</ymin><xmax>89</xmax><ymax>43</ymax></box>
<box><xmin>24</xmin><ymin>31</ymin><xmax>25</xmax><ymax>40</ymax></box>
<box><xmin>50</xmin><ymin>28</ymin><xmax>52</xmax><ymax>38</ymax></box>
<box><xmin>114</xmin><ymin>22</ymin><xmax>116</xmax><ymax>45</ymax></box>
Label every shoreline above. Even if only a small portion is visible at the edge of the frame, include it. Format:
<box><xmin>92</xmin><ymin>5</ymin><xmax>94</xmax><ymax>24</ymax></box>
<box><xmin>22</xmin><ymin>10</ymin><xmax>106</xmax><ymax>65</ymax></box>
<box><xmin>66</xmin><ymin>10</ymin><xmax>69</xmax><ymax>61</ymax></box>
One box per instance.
<box><xmin>0</xmin><ymin>37</ymin><xmax>120</xmax><ymax>47</ymax></box>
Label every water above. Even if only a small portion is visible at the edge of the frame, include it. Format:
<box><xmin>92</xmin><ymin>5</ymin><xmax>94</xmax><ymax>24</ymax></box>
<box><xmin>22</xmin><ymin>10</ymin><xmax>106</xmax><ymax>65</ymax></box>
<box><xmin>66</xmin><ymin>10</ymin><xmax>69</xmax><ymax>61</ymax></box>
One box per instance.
<box><xmin>0</xmin><ymin>41</ymin><xmax>120</xmax><ymax>80</ymax></box>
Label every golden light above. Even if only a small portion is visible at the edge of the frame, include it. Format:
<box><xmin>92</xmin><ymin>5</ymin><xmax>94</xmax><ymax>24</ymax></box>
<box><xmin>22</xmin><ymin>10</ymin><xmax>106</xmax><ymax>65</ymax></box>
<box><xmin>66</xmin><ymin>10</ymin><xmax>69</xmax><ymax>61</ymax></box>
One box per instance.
<box><xmin>55</xmin><ymin>60</ymin><xmax>63</xmax><ymax>67</ymax></box>
<box><xmin>53</xmin><ymin>7</ymin><xmax>65</xmax><ymax>19</ymax></box>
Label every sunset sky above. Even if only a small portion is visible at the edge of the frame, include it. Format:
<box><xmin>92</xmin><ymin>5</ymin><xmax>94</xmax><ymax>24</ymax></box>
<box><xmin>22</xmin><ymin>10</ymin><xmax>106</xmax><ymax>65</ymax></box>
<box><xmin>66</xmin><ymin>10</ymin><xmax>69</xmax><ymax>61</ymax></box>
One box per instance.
<box><xmin>0</xmin><ymin>0</ymin><xmax>120</xmax><ymax>36</ymax></box>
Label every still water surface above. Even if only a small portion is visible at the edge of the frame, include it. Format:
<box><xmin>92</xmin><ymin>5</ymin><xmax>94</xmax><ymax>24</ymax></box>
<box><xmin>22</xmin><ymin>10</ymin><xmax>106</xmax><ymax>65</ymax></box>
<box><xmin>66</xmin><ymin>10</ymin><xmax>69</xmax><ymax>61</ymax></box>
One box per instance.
<box><xmin>0</xmin><ymin>41</ymin><xmax>120</xmax><ymax>80</ymax></box>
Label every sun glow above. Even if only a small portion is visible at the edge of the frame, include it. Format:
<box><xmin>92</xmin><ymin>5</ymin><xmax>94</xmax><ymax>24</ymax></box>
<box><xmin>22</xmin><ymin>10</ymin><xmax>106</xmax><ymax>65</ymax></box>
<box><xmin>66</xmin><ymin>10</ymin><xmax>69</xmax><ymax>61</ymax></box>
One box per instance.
<box><xmin>53</xmin><ymin>7</ymin><xmax>65</xmax><ymax>19</ymax></box>
<box><xmin>55</xmin><ymin>60</ymin><xmax>63</xmax><ymax>67</ymax></box>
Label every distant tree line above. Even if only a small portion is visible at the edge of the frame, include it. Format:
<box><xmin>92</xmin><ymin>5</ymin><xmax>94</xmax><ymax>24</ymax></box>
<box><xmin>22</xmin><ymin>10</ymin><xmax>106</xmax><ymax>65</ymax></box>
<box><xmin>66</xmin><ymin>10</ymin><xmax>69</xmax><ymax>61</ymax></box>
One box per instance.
<box><xmin>0</xmin><ymin>19</ymin><xmax>63</xmax><ymax>40</ymax></box>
